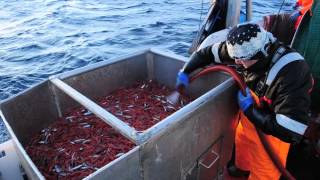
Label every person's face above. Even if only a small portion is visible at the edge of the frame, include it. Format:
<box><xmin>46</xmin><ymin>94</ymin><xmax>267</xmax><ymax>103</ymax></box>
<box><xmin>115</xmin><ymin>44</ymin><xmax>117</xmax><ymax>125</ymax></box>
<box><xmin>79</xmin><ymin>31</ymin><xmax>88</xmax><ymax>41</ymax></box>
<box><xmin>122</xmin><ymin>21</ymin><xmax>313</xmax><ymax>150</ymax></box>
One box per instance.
<box><xmin>235</xmin><ymin>59</ymin><xmax>258</xmax><ymax>69</ymax></box>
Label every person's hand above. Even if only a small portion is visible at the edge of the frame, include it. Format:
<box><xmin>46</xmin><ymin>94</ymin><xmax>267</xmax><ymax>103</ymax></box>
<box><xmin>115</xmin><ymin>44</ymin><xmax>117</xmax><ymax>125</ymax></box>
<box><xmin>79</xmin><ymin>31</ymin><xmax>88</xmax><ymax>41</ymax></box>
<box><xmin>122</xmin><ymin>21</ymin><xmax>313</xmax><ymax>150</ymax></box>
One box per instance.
<box><xmin>176</xmin><ymin>71</ymin><xmax>189</xmax><ymax>89</ymax></box>
<box><xmin>237</xmin><ymin>87</ymin><xmax>254</xmax><ymax>112</ymax></box>
<box><xmin>290</xmin><ymin>10</ymin><xmax>302</xmax><ymax>23</ymax></box>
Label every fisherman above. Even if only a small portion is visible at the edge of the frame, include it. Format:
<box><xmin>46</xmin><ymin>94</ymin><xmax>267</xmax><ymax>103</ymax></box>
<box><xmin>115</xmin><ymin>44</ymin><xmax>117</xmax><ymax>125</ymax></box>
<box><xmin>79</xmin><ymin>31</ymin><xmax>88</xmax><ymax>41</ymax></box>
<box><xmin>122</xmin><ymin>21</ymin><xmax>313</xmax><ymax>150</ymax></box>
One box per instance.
<box><xmin>176</xmin><ymin>22</ymin><xmax>314</xmax><ymax>179</ymax></box>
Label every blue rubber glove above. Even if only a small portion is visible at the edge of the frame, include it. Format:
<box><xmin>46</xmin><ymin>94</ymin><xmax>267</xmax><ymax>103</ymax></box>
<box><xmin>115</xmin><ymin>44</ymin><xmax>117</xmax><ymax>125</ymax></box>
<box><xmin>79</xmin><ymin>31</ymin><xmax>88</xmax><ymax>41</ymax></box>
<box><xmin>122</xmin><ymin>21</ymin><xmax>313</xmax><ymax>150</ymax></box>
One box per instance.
<box><xmin>237</xmin><ymin>87</ymin><xmax>254</xmax><ymax>112</ymax></box>
<box><xmin>176</xmin><ymin>71</ymin><xmax>189</xmax><ymax>88</ymax></box>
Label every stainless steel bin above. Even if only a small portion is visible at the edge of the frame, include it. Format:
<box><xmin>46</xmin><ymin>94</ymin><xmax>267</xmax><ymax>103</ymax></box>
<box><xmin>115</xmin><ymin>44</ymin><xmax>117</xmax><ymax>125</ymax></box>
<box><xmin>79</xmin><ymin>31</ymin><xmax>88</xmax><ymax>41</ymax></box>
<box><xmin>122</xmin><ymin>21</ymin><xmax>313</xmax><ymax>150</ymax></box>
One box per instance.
<box><xmin>0</xmin><ymin>49</ymin><xmax>238</xmax><ymax>179</ymax></box>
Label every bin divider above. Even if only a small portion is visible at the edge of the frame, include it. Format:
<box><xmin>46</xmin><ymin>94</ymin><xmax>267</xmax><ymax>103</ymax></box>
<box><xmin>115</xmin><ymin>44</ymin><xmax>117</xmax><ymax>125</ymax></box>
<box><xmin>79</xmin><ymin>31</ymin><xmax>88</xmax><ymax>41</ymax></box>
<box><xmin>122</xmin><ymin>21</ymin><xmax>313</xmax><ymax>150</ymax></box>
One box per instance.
<box><xmin>49</xmin><ymin>78</ymin><xmax>138</xmax><ymax>144</ymax></box>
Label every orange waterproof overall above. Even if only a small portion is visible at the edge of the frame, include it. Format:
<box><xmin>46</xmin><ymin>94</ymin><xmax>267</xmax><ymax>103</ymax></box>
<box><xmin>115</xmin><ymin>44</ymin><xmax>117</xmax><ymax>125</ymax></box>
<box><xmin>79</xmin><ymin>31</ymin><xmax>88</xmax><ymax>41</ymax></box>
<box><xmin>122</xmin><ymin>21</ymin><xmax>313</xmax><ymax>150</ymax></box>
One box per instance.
<box><xmin>235</xmin><ymin>91</ymin><xmax>290</xmax><ymax>180</ymax></box>
<box><xmin>297</xmin><ymin>0</ymin><xmax>314</xmax><ymax>14</ymax></box>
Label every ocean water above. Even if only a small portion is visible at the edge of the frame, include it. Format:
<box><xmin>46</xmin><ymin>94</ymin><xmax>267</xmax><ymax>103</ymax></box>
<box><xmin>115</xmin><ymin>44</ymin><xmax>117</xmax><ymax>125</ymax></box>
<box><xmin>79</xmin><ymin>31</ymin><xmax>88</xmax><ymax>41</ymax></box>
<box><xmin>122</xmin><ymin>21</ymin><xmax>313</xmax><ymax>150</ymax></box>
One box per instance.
<box><xmin>0</xmin><ymin>0</ymin><xmax>295</xmax><ymax>143</ymax></box>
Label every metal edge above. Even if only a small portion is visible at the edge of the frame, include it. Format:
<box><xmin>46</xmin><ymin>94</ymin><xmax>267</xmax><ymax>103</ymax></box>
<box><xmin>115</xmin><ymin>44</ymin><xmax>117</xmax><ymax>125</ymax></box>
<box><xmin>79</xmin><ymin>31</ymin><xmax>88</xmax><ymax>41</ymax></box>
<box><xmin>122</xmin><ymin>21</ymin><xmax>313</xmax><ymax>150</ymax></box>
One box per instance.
<box><xmin>83</xmin><ymin>146</ymin><xmax>140</xmax><ymax>180</ymax></box>
<box><xmin>0</xmin><ymin>111</ymin><xmax>45</xmax><ymax>180</ymax></box>
<box><xmin>48</xmin><ymin>81</ymin><xmax>63</xmax><ymax>117</ymax></box>
<box><xmin>0</xmin><ymin>81</ymin><xmax>49</xmax><ymax>106</ymax></box>
<box><xmin>146</xmin><ymin>52</ymin><xmax>154</xmax><ymax>80</ymax></box>
<box><xmin>226</xmin><ymin>0</ymin><xmax>241</xmax><ymax>28</ymax></box>
<box><xmin>149</xmin><ymin>48</ymin><xmax>188</xmax><ymax>62</ymax></box>
<box><xmin>0</xmin><ymin>48</ymin><xmax>183</xmax><ymax>106</ymax></box>
<box><xmin>50</xmin><ymin>78</ymin><xmax>138</xmax><ymax>143</ymax></box>
<box><xmin>137</xmin><ymin>78</ymin><xmax>234</xmax><ymax>144</ymax></box>
<box><xmin>246</xmin><ymin>0</ymin><xmax>252</xmax><ymax>21</ymax></box>
<box><xmin>53</xmin><ymin>48</ymin><xmax>152</xmax><ymax>80</ymax></box>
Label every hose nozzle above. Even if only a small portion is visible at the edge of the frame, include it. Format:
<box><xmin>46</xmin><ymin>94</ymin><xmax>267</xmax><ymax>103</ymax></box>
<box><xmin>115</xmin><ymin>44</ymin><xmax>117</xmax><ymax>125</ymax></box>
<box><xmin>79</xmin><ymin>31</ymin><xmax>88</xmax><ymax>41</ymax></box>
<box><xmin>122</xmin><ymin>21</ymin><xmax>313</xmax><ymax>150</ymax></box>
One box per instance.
<box><xmin>167</xmin><ymin>85</ymin><xmax>186</xmax><ymax>105</ymax></box>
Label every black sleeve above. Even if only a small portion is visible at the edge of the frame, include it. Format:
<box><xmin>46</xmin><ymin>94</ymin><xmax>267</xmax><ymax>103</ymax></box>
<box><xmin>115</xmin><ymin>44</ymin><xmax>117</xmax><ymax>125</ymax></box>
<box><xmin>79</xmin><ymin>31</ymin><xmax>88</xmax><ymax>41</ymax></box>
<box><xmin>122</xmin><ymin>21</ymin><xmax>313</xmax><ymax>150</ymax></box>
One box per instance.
<box><xmin>271</xmin><ymin>61</ymin><xmax>312</xmax><ymax>125</ymax></box>
<box><xmin>244</xmin><ymin>105</ymin><xmax>305</xmax><ymax>143</ymax></box>
<box><xmin>244</xmin><ymin>61</ymin><xmax>313</xmax><ymax>143</ymax></box>
<box><xmin>181</xmin><ymin>42</ymin><xmax>234</xmax><ymax>74</ymax></box>
<box><xmin>218</xmin><ymin>41</ymin><xmax>234</xmax><ymax>64</ymax></box>
<box><xmin>181</xmin><ymin>45</ymin><xmax>215</xmax><ymax>74</ymax></box>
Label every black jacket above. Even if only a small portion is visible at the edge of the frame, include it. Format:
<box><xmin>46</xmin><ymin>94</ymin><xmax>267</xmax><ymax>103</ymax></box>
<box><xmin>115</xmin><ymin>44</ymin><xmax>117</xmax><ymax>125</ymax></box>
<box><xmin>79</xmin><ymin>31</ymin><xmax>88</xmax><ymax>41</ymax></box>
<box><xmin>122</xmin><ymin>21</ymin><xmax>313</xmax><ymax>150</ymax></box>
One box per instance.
<box><xmin>181</xmin><ymin>41</ymin><xmax>313</xmax><ymax>143</ymax></box>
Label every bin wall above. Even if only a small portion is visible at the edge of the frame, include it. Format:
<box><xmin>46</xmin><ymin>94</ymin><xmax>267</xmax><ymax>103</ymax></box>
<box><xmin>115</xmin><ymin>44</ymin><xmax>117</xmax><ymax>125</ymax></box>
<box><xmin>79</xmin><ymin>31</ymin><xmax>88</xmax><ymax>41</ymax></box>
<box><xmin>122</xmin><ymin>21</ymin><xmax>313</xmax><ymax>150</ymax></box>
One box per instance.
<box><xmin>85</xmin><ymin>147</ymin><xmax>141</xmax><ymax>180</ymax></box>
<box><xmin>151</xmin><ymin>51</ymin><xmax>229</xmax><ymax>99</ymax></box>
<box><xmin>140</xmin><ymin>79</ymin><xmax>238</xmax><ymax>180</ymax></box>
<box><xmin>0</xmin><ymin>81</ymin><xmax>59</xmax><ymax>146</ymax></box>
<box><xmin>54</xmin><ymin>53</ymin><xmax>148</xmax><ymax>116</ymax></box>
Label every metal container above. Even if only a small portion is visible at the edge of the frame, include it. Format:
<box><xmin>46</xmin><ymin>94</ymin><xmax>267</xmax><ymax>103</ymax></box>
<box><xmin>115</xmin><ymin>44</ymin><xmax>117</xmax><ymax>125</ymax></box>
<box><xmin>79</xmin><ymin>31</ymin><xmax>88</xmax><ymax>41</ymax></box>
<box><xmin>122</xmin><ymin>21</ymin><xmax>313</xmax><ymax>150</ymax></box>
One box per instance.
<box><xmin>0</xmin><ymin>49</ymin><xmax>238</xmax><ymax>179</ymax></box>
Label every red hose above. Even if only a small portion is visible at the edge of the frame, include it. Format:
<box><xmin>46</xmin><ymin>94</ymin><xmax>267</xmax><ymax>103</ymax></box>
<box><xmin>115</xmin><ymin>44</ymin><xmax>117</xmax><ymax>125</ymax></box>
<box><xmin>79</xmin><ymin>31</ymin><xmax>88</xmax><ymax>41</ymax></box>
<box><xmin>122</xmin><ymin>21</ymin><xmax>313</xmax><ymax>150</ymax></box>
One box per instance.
<box><xmin>190</xmin><ymin>65</ymin><xmax>247</xmax><ymax>96</ymax></box>
<box><xmin>189</xmin><ymin>65</ymin><xmax>295</xmax><ymax>180</ymax></box>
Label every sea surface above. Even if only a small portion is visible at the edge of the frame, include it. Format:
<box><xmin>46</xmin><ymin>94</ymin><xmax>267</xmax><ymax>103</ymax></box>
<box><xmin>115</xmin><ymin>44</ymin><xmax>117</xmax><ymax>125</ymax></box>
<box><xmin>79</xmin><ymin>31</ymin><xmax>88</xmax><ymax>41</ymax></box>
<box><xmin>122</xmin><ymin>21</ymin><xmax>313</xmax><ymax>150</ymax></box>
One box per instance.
<box><xmin>0</xmin><ymin>0</ymin><xmax>295</xmax><ymax>143</ymax></box>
